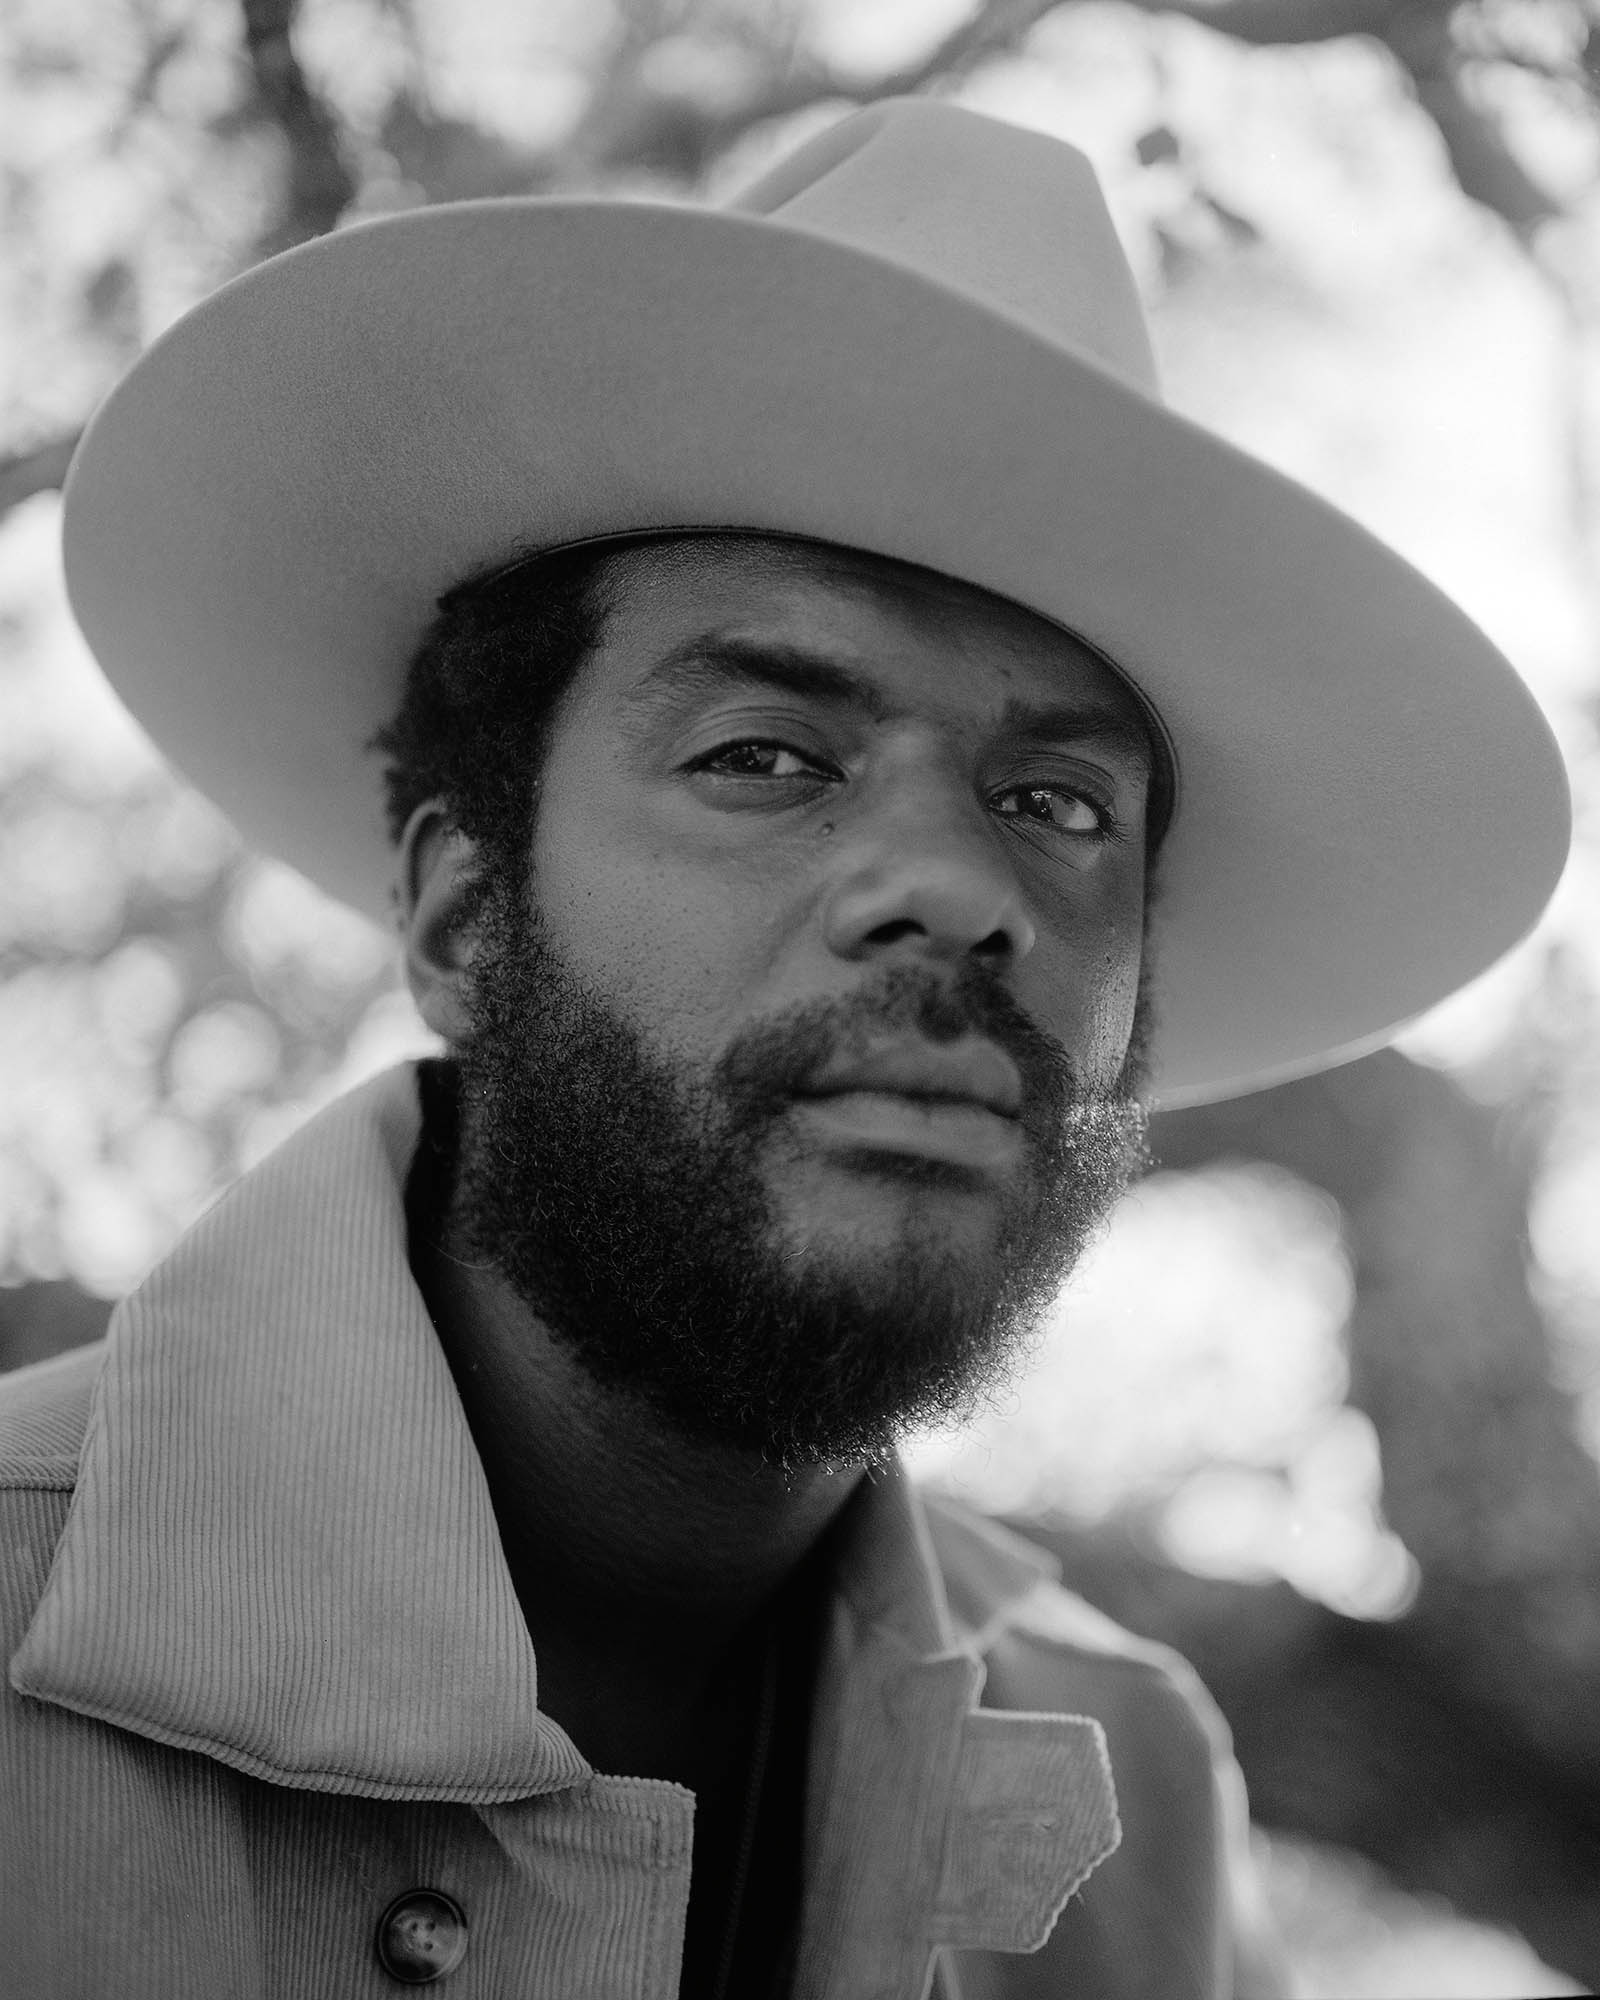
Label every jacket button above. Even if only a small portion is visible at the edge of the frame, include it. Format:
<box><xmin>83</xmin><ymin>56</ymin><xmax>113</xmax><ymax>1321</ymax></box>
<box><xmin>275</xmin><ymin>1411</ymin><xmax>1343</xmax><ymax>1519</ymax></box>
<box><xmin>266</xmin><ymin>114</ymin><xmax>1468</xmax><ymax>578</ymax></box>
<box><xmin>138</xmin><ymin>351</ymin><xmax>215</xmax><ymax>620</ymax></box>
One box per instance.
<box><xmin>375</xmin><ymin>1890</ymin><xmax>469</xmax><ymax>1984</ymax></box>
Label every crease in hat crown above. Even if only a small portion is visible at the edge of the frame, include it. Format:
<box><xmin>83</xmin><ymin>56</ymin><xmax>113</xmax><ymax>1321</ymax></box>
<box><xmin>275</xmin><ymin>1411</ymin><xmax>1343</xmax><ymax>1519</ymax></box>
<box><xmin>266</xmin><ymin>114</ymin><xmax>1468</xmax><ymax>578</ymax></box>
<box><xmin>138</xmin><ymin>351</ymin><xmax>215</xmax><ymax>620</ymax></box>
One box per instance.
<box><xmin>728</xmin><ymin>98</ymin><xmax>1160</xmax><ymax>397</ymax></box>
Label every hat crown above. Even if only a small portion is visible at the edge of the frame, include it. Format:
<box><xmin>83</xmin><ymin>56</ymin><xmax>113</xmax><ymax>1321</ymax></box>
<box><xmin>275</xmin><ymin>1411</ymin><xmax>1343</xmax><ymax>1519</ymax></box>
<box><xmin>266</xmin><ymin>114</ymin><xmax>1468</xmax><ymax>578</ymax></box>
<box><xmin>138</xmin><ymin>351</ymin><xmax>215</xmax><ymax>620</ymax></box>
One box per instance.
<box><xmin>728</xmin><ymin>99</ymin><xmax>1159</xmax><ymax>399</ymax></box>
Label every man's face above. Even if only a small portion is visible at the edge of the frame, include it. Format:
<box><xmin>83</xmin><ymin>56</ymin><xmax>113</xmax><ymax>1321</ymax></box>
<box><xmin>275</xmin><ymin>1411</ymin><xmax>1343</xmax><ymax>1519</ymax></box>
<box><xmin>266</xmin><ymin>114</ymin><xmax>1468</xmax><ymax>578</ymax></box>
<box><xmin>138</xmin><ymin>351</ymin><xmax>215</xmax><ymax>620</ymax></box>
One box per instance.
<box><xmin>448</xmin><ymin>537</ymin><xmax>1153</xmax><ymax>1465</ymax></box>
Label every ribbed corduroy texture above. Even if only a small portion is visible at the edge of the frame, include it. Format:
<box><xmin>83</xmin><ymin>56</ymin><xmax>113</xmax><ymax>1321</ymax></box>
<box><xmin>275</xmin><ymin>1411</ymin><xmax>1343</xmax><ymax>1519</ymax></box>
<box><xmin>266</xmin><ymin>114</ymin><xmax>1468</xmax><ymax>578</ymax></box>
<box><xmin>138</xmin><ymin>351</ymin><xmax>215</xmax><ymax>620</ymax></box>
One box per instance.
<box><xmin>1</xmin><ymin>1066</ymin><xmax>1284</xmax><ymax>2000</ymax></box>
<box><xmin>14</xmin><ymin>1076</ymin><xmax>575</xmax><ymax>1799</ymax></box>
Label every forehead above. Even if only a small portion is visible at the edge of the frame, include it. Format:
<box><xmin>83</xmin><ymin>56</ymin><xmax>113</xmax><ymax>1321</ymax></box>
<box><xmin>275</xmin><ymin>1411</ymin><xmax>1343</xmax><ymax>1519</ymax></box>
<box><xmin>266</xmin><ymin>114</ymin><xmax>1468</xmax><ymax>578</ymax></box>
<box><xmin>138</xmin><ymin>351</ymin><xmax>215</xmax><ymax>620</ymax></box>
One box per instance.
<box><xmin>574</xmin><ymin>535</ymin><xmax>1150</xmax><ymax>733</ymax></box>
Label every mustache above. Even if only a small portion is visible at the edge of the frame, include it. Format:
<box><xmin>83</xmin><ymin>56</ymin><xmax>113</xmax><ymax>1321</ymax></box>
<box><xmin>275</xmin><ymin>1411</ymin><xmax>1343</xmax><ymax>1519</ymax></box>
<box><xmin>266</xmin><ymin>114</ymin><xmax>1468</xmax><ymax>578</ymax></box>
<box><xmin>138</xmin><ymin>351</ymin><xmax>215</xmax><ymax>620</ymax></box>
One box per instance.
<box><xmin>713</xmin><ymin>961</ymin><xmax>1080</xmax><ymax>1142</ymax></box>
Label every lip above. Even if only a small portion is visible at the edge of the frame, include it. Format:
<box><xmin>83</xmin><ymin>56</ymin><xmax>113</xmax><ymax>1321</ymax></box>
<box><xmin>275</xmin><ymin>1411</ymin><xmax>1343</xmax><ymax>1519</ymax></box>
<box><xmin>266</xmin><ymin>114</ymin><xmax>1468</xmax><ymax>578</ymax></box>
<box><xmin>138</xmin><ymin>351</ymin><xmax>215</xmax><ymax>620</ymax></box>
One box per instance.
<box><xmin>788</xmin><ymin>1041</ymin><xmax>1026</xmax><ymax>1173</ymax></box>
<box><xmin>790</xmin><ymin>1090</ymin><xmax>1023</xmax><ymax>1172</ymax></box>
<box><xmin>798</xmin><ymin>1040</ymin><xmax>1024</xmax><ymax>1119</ymax></box>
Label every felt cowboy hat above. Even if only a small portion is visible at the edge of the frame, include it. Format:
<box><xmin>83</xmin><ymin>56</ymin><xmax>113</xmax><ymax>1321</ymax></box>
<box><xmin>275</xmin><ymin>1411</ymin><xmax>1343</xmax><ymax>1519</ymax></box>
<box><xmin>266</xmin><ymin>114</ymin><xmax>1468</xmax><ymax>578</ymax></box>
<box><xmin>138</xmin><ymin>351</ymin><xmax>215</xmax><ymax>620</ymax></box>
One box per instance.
<box><xmin>61</xmin><ymin>97</ymin><xmax>1568</xmax><ymax>1107</ymax></box>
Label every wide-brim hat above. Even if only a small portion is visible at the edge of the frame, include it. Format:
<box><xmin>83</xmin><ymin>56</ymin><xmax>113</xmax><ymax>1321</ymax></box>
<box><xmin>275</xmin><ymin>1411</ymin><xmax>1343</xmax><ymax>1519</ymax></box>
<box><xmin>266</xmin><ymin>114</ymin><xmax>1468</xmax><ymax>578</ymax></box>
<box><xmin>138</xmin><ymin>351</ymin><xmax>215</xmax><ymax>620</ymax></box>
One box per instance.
<box><xmin>61</xmin><ymin>97</ymin><xmax>1569</xmax><ymax>1106</ymax></box>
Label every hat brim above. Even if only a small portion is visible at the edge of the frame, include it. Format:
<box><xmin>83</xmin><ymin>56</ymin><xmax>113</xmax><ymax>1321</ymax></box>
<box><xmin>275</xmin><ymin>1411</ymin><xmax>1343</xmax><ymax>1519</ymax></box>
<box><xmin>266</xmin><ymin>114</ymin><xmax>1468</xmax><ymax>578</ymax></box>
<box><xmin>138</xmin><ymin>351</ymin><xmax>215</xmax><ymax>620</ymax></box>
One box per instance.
<box><xmin>61</xmin><ymin>198</ymin><xmax>1570</xmax><ymax>1106</ymax></box>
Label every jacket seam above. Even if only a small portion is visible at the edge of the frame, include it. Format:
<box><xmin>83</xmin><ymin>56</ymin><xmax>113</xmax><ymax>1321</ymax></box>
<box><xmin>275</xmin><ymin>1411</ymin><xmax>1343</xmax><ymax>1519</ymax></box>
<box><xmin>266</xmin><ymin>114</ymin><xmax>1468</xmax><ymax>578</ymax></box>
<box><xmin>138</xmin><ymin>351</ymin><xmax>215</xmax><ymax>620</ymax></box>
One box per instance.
<box><xmin>0</xmin><ymin>1467</ymin><xmax>77</xmax><ymax>1493</ymax></box>
<box><xmin>5</xmin><ymin>1681</ymin><xmax>591</xmax><ymax>1804</ymax></box>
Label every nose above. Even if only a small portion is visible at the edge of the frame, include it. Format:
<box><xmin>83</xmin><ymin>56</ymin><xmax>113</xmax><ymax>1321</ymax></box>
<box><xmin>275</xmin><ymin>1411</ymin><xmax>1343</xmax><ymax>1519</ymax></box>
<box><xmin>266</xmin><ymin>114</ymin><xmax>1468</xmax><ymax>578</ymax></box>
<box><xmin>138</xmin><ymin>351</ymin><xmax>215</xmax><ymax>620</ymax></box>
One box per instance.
<box><xmin>821</xmin><ymin>778</ymin><xmax>1037</xmax><ymax>969</ymax></box>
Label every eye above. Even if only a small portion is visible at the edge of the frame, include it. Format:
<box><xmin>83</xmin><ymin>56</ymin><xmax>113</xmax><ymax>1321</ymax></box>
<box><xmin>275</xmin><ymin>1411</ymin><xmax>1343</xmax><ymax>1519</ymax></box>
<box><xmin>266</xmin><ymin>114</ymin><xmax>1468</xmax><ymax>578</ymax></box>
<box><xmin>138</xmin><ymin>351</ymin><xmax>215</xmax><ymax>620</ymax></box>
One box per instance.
<box><xmin>691</xmin><ymin>738</ymin><xmax>834</xmax><ymax>780</ymax></box>
<box><xmin>991</xmin><ymin>783</ymin><xmax>1117</xmax><ymax>837</ymax></box>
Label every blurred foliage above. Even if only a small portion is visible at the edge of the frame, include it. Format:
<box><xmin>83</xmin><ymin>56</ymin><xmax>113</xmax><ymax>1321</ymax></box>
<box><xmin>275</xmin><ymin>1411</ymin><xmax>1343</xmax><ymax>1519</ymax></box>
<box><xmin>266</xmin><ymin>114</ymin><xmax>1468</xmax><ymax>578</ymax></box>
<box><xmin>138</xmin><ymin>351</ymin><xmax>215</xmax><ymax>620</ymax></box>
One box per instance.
<box><xmin>0</xmin><ymin>528</ymin><xmax>411</xmax><ymax>1289</ymax></box>
<box><xmin>3</xmin><ymin>0</ymin><xmax>1600</xmax><ymax>1991</ymax></box>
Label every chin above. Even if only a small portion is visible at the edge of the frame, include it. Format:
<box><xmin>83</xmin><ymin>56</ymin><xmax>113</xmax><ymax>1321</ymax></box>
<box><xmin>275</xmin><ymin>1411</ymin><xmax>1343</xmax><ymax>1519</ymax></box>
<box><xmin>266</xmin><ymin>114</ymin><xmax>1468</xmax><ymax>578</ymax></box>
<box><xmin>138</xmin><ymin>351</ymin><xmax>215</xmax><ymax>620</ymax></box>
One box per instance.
<box><xmin>771</xmin><ymin>1151</ymin><xmax>1013</xmax><ymax>1250</ymax></box>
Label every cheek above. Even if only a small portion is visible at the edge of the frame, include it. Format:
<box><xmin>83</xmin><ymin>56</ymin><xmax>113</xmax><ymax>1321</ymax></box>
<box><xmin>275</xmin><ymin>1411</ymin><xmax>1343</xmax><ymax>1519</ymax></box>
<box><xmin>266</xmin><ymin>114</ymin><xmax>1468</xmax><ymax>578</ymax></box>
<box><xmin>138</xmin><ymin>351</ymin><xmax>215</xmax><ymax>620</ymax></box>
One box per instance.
<box><xmin>1027</xmin><ymin>906</ymin><xmax>1146</xmax><ymax>1089</ymax></box>
<box><xmin>528</xmin><ymin>771</ymin><xmax>789</xmax><ymax>1053</ymax></box>
<box><xmin>1085</xmin><ymin>944</ymin><xmax>1145</xmax><ymax>1080</ymax></box>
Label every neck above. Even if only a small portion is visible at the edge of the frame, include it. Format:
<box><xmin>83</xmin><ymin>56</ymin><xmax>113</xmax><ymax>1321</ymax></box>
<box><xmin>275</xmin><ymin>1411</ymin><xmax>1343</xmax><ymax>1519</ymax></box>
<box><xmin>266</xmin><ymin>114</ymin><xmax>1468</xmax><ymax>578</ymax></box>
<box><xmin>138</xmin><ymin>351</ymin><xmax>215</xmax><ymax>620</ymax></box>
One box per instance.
<box><xmin>403</xmin><ymin>1058</ymin><xmax>863</xmax><ymax>1780</ymax></box>
<box><xmin>422</xmin><ymin>1234</ymin><xmax>860</xmax><ymax>1626</ymax></box>
<box><xmin>412</xmin><ymin>1235</ymin><xmax>861</xmax><ymax>1751</ymax></box>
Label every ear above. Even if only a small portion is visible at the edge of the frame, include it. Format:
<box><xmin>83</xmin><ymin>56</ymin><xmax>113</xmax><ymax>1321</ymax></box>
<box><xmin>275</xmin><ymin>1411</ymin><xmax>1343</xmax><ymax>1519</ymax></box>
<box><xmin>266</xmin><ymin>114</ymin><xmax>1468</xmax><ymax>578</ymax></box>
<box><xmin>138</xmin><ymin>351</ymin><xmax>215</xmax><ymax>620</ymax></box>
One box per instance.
<box><xmin>396</xmin><ymin>802</ymin><xmax>482</xmax><ymax>1046</ymax></box>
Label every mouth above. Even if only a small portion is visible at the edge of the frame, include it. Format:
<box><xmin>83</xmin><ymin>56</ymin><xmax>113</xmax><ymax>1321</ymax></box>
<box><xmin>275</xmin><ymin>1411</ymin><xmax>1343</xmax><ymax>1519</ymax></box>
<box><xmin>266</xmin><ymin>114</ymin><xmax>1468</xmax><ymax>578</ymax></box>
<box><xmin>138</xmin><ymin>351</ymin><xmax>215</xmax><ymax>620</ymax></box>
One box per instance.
<box><xmin>790</xmin><ymin>1041</ymin><xmax>1025</xmax><ymax>1172</ymax></box>
<box><xmin>800</xmin><ymin>1039</ymin><xmax>1024</xmax><ymax>1116</ymax></box>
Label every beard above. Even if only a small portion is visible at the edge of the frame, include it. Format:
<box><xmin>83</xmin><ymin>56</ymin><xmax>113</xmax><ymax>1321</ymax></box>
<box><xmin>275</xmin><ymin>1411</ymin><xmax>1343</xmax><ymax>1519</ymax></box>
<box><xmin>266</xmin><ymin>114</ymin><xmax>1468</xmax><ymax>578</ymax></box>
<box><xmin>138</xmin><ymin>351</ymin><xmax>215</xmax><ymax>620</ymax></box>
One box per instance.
<box><xmin>447</xmin><ymin>865</ymin><xmax>1151</xmax><ymax>1469</ymax></box>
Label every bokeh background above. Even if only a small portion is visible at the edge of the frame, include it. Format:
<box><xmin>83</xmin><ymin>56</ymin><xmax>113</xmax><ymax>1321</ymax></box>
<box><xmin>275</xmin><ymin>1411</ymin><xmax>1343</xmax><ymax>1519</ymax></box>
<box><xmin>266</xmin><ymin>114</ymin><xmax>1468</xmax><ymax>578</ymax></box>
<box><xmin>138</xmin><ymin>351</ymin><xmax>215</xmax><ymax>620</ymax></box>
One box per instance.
<box><xmin>3</xmin><ymin>1</ymin><xmax>1598</xmax><ymax>1992</ymax></box>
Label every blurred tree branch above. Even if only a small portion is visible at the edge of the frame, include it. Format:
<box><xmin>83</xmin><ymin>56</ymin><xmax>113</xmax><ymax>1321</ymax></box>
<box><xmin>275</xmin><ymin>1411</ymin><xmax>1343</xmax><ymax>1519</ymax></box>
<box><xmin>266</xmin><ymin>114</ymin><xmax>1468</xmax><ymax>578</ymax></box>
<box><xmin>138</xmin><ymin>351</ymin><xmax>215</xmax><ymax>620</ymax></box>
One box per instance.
<box><xmin>1154</xmin><ymin>1045</ymin><xmax>1600</xmax><ymax>1785</ymax></box>
<box><xmin>0</xmin><ymin>434</ymin><xmax>79</xmax><ymax>516</ymax></box>
<box><xmin>1381</xmin><ymin>2</ymin><xmax>1567</xmax><ymax>240</ymax></box>
<box><xmin>104</xmin><ymin>25</ymin><xmax>191</xmax><ymax>151</ymax></box>
<box><xmin>1</xmin><ymin>0</ymin><xmax>1587</xmax><ymax>520</ymax></box>
<box><xmin>238</xmin><ymin>0</ymin><xmax>357</xmax><ymax>253</ymax></box>
<box><xmin>554</xmin><ymin>0</ymin><xmax>1571</xmax><ymax>230</ymax></box>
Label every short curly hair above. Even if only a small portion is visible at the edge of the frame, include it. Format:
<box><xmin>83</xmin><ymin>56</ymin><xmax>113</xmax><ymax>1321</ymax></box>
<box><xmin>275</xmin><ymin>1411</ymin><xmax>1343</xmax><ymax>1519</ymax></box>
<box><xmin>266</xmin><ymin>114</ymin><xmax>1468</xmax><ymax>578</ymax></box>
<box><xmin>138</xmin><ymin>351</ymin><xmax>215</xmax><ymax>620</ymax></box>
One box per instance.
<box><xmin>370</xmin><ymin>542</ymin><xmax>618</xmax><ymax>892</ymax></box>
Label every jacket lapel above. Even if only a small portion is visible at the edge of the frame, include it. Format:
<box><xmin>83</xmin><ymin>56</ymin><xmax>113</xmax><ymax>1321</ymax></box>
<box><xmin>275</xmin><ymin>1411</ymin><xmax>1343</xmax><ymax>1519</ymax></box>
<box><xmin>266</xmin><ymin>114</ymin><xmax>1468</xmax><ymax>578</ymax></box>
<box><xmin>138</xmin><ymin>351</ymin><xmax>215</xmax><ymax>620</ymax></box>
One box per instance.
<box><xmin>796</xmin><ymin>1467</ymin><xmax>1119</xmax><ymax>1998</ymax></box>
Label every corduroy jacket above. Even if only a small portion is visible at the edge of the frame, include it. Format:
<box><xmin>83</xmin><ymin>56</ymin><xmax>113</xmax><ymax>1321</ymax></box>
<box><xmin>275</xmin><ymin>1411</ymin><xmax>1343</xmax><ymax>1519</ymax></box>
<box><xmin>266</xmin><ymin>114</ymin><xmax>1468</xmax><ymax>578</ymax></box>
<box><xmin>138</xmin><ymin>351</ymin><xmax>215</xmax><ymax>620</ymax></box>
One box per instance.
<box><xmin>1</xmin><ymin>1065</ymin><xmax>1285</xmax><ymax>1999</ymax></box>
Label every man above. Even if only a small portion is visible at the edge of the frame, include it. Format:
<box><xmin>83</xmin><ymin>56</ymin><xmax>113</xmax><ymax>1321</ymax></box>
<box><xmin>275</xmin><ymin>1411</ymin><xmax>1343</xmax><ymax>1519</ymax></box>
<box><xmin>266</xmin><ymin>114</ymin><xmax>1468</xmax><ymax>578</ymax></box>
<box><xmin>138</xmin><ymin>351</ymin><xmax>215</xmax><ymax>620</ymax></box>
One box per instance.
<box><xmin>0</xmin><ymin>98</ymin><xmax>1567</xmax><ymax>2000</ymax></box>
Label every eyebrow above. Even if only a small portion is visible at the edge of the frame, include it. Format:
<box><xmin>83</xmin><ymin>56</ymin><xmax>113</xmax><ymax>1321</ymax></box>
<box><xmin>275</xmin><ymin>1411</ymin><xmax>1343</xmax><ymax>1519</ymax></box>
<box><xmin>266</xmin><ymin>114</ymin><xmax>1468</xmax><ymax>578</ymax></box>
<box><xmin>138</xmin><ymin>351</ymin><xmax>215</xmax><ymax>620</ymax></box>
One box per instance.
<box><xmin>622</xmin><ymin>635</ymin><xmax>1155</xmax><ymax>774</ymax></box>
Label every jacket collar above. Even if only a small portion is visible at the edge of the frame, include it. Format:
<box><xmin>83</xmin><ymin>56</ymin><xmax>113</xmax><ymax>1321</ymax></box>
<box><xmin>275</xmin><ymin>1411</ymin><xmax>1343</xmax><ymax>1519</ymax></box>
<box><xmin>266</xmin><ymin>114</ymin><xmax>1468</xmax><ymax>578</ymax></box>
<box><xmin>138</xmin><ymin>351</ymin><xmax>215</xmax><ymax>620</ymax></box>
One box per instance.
<box><xmin>14</xmin><ymin>1065</ymin><xmax>573</xmax><ymax>1800</ymax></box>
<box><xmin>12</xmin><ymin>1064</ymin><xmax>1117</xmax><ymax>1951</ymax></box>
